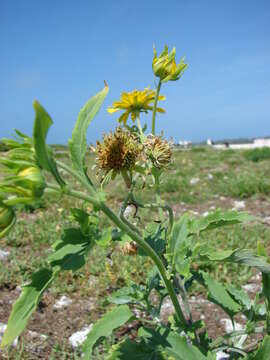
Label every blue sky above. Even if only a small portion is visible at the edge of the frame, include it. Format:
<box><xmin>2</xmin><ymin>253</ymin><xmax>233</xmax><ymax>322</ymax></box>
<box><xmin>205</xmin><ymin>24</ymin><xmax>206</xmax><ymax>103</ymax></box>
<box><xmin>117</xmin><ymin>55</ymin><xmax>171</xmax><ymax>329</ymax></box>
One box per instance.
<box><xmin>0</xmin><ymin>0</ymin><xmax>269</xmax><ymax>144</ymax></box>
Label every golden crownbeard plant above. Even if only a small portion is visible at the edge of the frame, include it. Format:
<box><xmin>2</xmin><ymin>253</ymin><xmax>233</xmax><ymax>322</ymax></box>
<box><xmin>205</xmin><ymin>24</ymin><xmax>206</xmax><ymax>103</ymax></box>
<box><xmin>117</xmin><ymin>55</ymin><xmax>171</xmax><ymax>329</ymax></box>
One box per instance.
<box><xmin>1</xmin><ymin>45</ymin><xmax>270</xmax><ymax>359</ymax></box>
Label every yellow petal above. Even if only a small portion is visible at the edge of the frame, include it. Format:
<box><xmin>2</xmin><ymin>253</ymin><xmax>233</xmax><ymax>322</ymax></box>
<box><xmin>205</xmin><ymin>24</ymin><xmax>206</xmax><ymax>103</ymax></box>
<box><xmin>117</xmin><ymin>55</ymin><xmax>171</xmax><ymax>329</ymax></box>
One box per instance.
<box><xmin>107</xmin><ymin>107</ymin><xmax>119</xmax><ymax>113</ymax></box>
<box><xmin>131</xmin><ymin>111</ymin><xmax>137</xmax><ymax>122</ymax></box>
<box><xmin>158</xmin><ymin>95</ymin><xmax>166</xmax><ymax>101</ymax></box>
<box><xmin>118</xmin><ymin>111</ymin><xmax>129</xmax><ymax>125</ymax></box>
<box><xmin>156</xmin><ymin>107</ymin><xmax>166</xmax><ymax>113</ymax></box>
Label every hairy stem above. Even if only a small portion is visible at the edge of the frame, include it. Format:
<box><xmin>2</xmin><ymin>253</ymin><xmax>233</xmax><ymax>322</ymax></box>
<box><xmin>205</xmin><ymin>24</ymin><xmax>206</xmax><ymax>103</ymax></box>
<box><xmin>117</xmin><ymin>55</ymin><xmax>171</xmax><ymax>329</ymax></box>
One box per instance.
<box><xmin>47</xmin><ymin>182</ymin><xmax>187</xmax><ymax>327</ymax></box>
<box><xmin>151</xmin><ymin>79</ymin><xmax>162</xmax><ymax>135</ymax></box>
<box><xmin>56</xmin><ymin>160</ymin><xmax>96</xmax><ymax>195</ymax></box>
<box><xmin>100</xmin><ymin>202</ymin><xmax>187</xmax><ymax>327</ymax></box>
<box><xmin>131</xmin><ymin>195</ymin><xmax>174</xmax><ymax>236</ymax></box>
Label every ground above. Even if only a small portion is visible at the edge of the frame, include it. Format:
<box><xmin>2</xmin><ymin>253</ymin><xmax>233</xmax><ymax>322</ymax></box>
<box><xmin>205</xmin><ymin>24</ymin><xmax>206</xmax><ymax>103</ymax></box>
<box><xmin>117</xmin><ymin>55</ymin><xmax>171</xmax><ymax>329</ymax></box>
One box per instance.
<box><xmin>0</xmin><ymin>146</ymin><xmax>270</xmax><ymax>359</ymax></box>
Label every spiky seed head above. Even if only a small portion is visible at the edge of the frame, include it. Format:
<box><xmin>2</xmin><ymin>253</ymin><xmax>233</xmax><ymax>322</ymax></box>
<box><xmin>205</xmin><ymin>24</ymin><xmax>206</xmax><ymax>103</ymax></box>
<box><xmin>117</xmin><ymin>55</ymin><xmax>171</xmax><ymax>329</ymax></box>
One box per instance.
<box><xmin>144</xmin><ymin>135</ymin><xmax>172</xmax><ymax>169</ymax></box>
<box><xmin>96</xmin><ymin>128</ymin><xmax>141</xmax><ymax>173</ymax></box>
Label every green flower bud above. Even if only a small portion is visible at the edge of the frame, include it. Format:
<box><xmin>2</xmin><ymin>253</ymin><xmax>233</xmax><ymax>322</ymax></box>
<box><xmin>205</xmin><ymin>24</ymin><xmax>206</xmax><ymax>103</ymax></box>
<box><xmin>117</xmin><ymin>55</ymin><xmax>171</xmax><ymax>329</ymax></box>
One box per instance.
<box><xmin>152</xmin><ymin>45</ymin><xmax>188</xmax><ymax>83</ymax></box>
<box><xmin>0</xmin><ymin>203</ymin><xmax>16</xmax><ymax>239</ymax></box>
<box><xmin>17</xmin><ymin>166</ymin><xmax>46</xmax><ymax>198</ymax></box>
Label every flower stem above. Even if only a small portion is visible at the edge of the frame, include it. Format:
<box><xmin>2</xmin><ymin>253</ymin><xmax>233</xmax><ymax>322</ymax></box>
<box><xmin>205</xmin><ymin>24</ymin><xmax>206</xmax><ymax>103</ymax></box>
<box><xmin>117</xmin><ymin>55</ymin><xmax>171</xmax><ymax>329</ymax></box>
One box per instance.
<box><xmin>56</xmin><ymin>160</ymin><xmax>96</xmax><ymax>195</ymax></box>
<box><xmin>151</xmin><ymin>79</ymin><xmax>162</xmax><ymax>135</ymax></box>
<box><xmin>47</xmin><ymin>182</ymin><xmax>187</xmax><ymax>327</ymax></box>
<box><xmin>99</xmin><ymin>202</ymin><xmax>187</xmax><ymax>327</ymax></box>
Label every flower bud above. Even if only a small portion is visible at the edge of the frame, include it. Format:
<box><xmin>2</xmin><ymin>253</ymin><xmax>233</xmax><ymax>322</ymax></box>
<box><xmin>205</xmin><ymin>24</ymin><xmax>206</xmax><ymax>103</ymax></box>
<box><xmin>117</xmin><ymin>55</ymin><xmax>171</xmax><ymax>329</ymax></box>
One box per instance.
<box><xmin>0</xmin><ymin>203</ymin><xmax>16</xmax><ymax>238</ymax></box>
<box><xmin>17</xmin><ymin>166</ymin><xmax>46</xmax><ymax>198</ymax></box>
<box><xmin>152</xmin><ymin>45</ymin><xmax>187</xmax><ymax>83</ymax></box>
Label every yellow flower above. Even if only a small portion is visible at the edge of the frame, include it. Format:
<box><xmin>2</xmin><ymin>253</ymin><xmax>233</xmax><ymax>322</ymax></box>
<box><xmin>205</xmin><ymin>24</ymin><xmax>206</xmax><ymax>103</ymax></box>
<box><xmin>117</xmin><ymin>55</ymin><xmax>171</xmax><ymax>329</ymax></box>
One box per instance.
<box><xmin>107</xmin><ymin>88</ymin><xmax>165</xmax><ymax>125</ymax></box>
<box><xmin>152</xmin><ymin>45</ymin><xmax>188</xmax><ymax>83</ymax></box>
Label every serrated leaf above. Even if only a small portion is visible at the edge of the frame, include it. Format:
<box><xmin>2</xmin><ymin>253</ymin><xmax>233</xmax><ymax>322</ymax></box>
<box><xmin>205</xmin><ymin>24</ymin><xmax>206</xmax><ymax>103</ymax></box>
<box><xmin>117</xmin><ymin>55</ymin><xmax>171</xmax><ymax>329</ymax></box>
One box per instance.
<box><xmin>139</xmin><ymin>225</ymin><xmax>165</xmax><ymax>257</ymax></box>
<box><xmin>163</xmin><ymin>333</ymin><xmax>207</xmax><ymax>360</ymax></box>
<box><xmin>227</xmin><ymin>249</ymin><xmax>270</xmax><ymax>273</ymax></box>
<box><xmin>198</xmin><ymin>245</ymin><xmax>235</xmax><ymax>261</ymax></box>
<box><xmin>168</xmin><ymin>213</ymin><xmax>190</xmax><ymax>265</ymax></box>
<box><xmin>69</xmin><ymin>85</ymin><xmax>109</xmax><ymax>178</ymax></box>
<box><xmin>138</xmin><ymin>327</ymin><xmax>207</xmax><ymax>360</ymax></box>
<box><xmin>107</xmin><ymin>338</ymin><xmax>165</xmax><ymax>360</ymax></box>
<box><xmin>201</xmin><ymin>272</ymin><xmax>241</xmax><ymax>315</ymax></box>
<box><xmin>49</xmin><ymin>228</ymin><xmax>92</xmax><ymax>272</ymax></box>
<box><xmin>226</xmin><ymin>284</ymin><xmax>252</xmax><ymax>310</ymax></box>
<box><xmin>82</xmin><ymin>305</ymin><xmax>133</xmax><ymax>359</ymax></box>
<box><xmin>0</xmin><ymin>268</ymin><xmax>55</xmax><ymax>347</ymax></box>
<box><xmin>189</xmin><ymin>209</ymin><xmax>252</xmax><ymax>235</ymax></box>
<box><xmin>33</xmin><ymin>101</ymin><xmax>65</xmax><ymax>186</ymax></box>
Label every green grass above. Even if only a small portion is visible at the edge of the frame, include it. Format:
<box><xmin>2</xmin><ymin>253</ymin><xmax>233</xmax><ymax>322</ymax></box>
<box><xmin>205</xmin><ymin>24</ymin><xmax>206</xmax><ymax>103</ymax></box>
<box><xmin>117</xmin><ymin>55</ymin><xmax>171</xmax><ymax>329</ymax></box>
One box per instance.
<box><xmin>243</xmin><ymin>147</ymin><xmax>270</xmax><ymax>162</ymax></box>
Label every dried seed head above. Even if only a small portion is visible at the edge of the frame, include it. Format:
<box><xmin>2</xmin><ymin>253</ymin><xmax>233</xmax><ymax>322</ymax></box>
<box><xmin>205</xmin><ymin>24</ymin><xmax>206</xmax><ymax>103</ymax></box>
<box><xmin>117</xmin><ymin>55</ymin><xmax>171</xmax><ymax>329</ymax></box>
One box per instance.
<box><xmin>96</xmin><ymin>128</ymin><xmax>141</xmax><ymax>173</ymax></box>
<box><xmin>144</xmin><ymin>135</ymin><xmax>172</xmax><ymax>169</ymax></box>
<box><xmin>121</xmin><ymin>241</ymin><xmax>137</xmax><ymax>256</ymax></box>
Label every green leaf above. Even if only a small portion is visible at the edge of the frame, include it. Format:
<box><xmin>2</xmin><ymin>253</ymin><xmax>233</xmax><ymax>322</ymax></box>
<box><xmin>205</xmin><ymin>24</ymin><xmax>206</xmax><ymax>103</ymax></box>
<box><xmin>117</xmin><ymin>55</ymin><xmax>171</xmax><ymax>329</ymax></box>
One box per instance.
<box><xmin>227</xmin><ymin>249</ymin><xmax>270</xmax><ymax>273</ymax></box>
<box><xmin>168</xmin><ymin>213</ymin><xmax>190</xmax><ymax>264</ymax></box>
<box><xmin>248</xmin><ymin>335</ymin><xmax>270</xmax><ymax>359</ymax></box>
<box><xmin>257</xmin><ymin>242</ymin><xmax>270</xmax><ymax>305</ymax></box>
<box><xmin>163</xmin><ymin>333</ymin><xmax>207</xmax><ymax>360</ymax></box>
<box><xmin>108</xmin><ymin>284</ymin><xmax>145</xmax><ymax>305</ymax></box>
<box><xmin>69</xmin><ymin>85</ymin><xmax>109</xmax><ymax>178</ymax></box>
<box><xmin>189</xmin><ymin>209</ymin><xmax>252</xmax><ymax>235</ymax></box>
<box><xmin>138</xmin><ymin>327</ymin><xmax>207</xmax><ymax>360</ymax></box>
<box><xmin>33</xmin><ymin>101</ymin><xmax>65</xmax><ymax>187</ymax></box>
<box><xmin>49</xmin><ymin>228</ymin><xmax>92</xmax><ymax>272</ymax></box>
<box><xmin>139</xmin><ymin>224</ymin><xmax>165</xmax><ymax>257</ymax></box>
<box><xmin>107</xmin><ymin>338</ymin><xmax>165</xmax><ymax>360</ymax></box>
<box><xmin>226</xmin><ymin>284</ymin><xmax>252</xmax><ymax>310</ymax></box>
<box><xmin>0</xmin><ymin>268</ymin><xmax>55</xmax><ymax>348</ymax></box>
<box><xmin>82</xmin><ymin>305</ymin><xmax>133</xmax><ymax>359</ymax></box>
<box><xmin>200</xmin><ymin>272</ymin><xmax>241</xmax><ymax>315</ymax></box>
<box><xmin>197</xmin><ymin>245</ymin><xmax>235</xmax><ymax>261</ymax></box>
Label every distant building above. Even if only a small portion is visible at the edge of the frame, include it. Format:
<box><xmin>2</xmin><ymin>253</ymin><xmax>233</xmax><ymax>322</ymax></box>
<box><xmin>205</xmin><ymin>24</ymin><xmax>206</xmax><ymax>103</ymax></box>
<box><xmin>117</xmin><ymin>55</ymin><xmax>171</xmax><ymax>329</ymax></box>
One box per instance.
<box><xmin>179</xmin><ymin>140</ymin><xmax>192</xmax><ymax>147</ymax></box>
<box><xmin>209</xmin><ymin>138</ymin><xmax>270</xmax><ymax>150</ymax></box>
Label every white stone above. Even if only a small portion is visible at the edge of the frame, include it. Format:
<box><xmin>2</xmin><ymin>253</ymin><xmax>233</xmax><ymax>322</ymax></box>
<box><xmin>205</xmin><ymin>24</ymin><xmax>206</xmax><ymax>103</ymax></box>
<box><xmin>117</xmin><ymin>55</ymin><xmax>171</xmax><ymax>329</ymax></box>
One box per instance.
<box><xmin>202</xmin><ymin>211</ymin><xmax>209</xmax><ymax>217</ymax></box>
<box><xmin>233</xmin><ymin>200</ymin><xmax>246</xmax><ymax>210</ymax></box>
<box><xmin>69</xmin><ymin>324</ymin><xmax>93</xmax><ymax>348</ymax></box>
<box><xmin>88</xmin><ymin>275</ymin><xmax>98</xmax><ymax>287</ymax></box>
<box><xmin>208</xmin><ymin>173</ymin><xmax>213</xmax><ymax>180</ymax></box>
<box><xmin>220</xmin><ymin>319</ymin><xmax>247</xmax><ymax>348</ymax></box>
<box><xmin>216</xmin><ymin>350</ymin><xmax>230</xmax><ymax>359</ymax></box>
<box><xmin>190</xmin><ymin>210</ymin><xmax>199</xmax><ymax>216</ymax></box>
<box><xmin>28</xmin><ymin>330</ymin><xmax>47</xmax><ymax>341</ymax></box>
<box><xmin>220</xmin><ymin>318</ymin><xmax>243</xmax><ymax>333</ymax></box>
<box><xmin>0</xmin><ymin>249</ymin><xmax>10</xmax><ymax>260</ymax></box>
<box><xmin>123</xmin><ymin>205</ymin><xmax>136</xmax><ymax>219</ymax></box>
<box><xmin>190</xmin><ymin>177</ymin><xmax>200</xmax><ymax>185</ymax></box>
<box><xmin>53</xmin><ymin>295</ymin><xmax>72</xmax><ymax>309</ymax></box>
<box><xmin>0</xmin><ymin>323</ymin><xmax>18</xmax><ymax>347</ymax></box>
<box><xmin>242</xmin><ymin>283</ymin><xmax>261</xmax><ymax>293</ymax></box>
